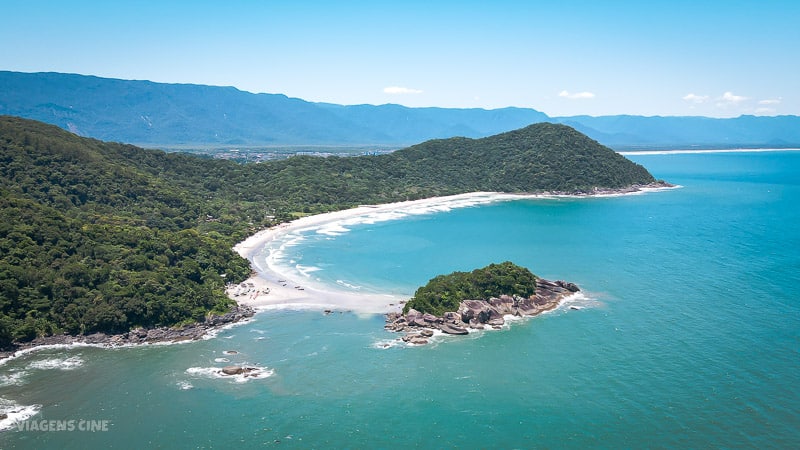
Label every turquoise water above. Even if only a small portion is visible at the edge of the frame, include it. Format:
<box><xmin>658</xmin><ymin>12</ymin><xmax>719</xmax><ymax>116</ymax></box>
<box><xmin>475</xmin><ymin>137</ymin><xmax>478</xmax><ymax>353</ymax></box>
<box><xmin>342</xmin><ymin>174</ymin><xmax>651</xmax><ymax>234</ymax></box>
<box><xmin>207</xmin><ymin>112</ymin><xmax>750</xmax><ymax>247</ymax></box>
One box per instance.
<box><xmin>2</xmin><ymin>151</ymin><xmax>799</xmax><ymax>448</ymax></box>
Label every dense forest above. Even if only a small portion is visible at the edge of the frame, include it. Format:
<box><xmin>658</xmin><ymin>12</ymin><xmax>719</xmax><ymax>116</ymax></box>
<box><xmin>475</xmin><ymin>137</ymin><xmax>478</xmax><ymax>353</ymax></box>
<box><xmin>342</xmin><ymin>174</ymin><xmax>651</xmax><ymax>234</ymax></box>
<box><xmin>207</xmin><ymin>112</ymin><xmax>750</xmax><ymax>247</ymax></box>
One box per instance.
<box><xmin>0</xmin><ymin>116</ymin><xmax>658</xmax><ymax>347</ymax></box>
<box><xmin>403</xmin><ymin>262</ymin><xmax>539</xmax><ymax>316</ymax></box>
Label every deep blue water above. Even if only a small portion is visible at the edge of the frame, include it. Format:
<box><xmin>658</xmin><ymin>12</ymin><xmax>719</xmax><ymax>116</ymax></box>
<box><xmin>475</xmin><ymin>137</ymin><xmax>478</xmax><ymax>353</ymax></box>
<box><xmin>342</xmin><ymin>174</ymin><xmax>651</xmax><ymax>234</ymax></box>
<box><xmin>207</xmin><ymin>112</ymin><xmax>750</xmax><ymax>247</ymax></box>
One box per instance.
<box><xmin>1</xmin><ymin>150</ymin><xmax>799</xmax><ymax>448</ymax></box>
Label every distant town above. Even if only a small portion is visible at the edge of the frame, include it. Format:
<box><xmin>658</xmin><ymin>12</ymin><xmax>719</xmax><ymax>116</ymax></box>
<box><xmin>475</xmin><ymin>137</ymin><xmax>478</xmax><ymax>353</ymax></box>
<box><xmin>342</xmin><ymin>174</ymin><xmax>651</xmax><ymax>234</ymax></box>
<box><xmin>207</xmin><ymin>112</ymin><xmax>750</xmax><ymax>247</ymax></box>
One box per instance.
<box><xmin>171</xmin><ymin>146</ymin><xmax>400</xmax><ymax>163</ymax></box>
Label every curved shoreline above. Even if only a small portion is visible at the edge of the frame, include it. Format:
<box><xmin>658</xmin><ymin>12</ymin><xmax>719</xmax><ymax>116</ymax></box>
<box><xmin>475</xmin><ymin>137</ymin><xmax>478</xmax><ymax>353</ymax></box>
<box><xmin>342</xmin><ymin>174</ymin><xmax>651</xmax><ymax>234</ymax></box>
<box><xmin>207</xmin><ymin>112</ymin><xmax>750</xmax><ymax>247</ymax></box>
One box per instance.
<box><xmin>0</xmin><ymin>184</ymin><xmax>674</xmax><ymax>360</ymax></box>
<box><xmin>229</xmin><ymin>183</ymin><xmax>675</xmax><ymax>314</ymax></box>
<box><xmin>230</xmin><ymin>192</ymin><xmax>507</xmax><ymax>314</ymax></box>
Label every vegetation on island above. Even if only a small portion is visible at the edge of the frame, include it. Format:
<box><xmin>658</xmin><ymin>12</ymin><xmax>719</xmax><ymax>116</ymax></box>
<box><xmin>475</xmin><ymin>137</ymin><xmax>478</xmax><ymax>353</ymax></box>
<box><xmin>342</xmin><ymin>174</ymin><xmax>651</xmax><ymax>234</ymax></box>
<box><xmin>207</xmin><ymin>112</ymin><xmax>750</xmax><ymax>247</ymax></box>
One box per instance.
<box><xmin>0</xmin><ymin>116</ymin><xmax>658</xmax><ymax>347</ymax></box>
<box><xmin>403</xmin><ymin>262</ymin><xmax>539</xmax><ymax>316</ymax></box>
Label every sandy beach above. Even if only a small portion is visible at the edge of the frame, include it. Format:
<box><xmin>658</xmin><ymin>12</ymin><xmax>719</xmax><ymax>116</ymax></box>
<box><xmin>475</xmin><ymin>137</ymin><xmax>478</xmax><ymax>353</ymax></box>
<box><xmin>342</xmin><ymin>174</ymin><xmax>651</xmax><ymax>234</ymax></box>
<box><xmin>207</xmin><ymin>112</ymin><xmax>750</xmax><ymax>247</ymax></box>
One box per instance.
<box><xmin>228</xmin><ymin>192</ymin><xmax>509</xmax><ymax>314</ymax></box>
<box><xmin>227</xmin><ymin>186</ymin><xmax>675</xmax><ymax>314</ymax></box>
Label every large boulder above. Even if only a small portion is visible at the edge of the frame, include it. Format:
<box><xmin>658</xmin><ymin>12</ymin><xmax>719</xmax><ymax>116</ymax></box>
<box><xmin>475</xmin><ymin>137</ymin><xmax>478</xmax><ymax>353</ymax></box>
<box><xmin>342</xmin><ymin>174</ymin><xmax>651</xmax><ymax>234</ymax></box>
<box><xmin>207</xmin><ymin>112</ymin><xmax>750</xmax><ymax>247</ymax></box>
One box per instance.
<box><xmin>412</xmin><ymin>317</ymin><xmax>428</xmax><ymax>327</ymax></box>
<box><xmin>468</xmin><ymin>318</ymin><xmax>483</xmax><ymax>329</ymax></box>
<box><xmin>405</xmin><ymin>309</ymin><xmax>428</xmax><ymax>327</ymax></box>
<box><xmin>441</xmin><ymin>323</ymin><xmax>469</xmax><ymax>335</ymax></box>
<box><xmin>146</xmin><ymin>329</ymin><xmax>168</xmax><ymax>341</ymax></box>
<box><xmin>422</xmin><ymin>313</ymin><xmax>440</xmax><ymax>323</ymax></box>
<box><xmin>516</xmin><ymin>298</ymin><xmax>538</xmax><ymax>315</ymax></box>
<box><xmin>487</xmin><ymin>317</ymin><xmax>505</xmax><ymax>327</ymax></box>
<box><xmin>221</xmin><ymin>366</ymin><xmax>257</xmax><ymax>376</ymax></box>
<box><xmin>488</xmin><ymin>296</ymin><xmax>516</xmax><ymax>315</ymax></box>
<box><xmin>458</xmin><ymin>300</ymin><xmax>486</xmax><ymax>323</ymax></box>
<box><xmin>532</xmin><ymin>293</ymin><xmax>552</xmax><ymax>306</ymax></box>
<box><xmin>557</xmin><ymin>281</ymin><xmax>580</xmax><ymax>292</ymax></box>
<box><xmin>487</xmin><ymin>307</ymin><xmax>504</xmax><ymax>321</ymax></box>
<box><xmin>405</xmin><ymin>308</ymin><xmax>422</xmax><ymax>321</ymax></box>
<box><xmin>221</xmin><ymin>366</ymin><xmax>245</xmax><ymax>375</ymax></box>
<box><xmin>443</xmin><ymin>311</ymin><xmax>460</xmax><ymax>323</ymax></box>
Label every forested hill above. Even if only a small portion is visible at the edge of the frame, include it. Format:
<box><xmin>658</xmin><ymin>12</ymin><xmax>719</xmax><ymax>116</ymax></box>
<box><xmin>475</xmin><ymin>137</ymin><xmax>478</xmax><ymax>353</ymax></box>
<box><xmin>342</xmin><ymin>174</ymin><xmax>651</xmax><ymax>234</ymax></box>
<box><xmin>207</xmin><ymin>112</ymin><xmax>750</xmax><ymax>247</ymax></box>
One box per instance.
<box><xmin>388</xmin><ymin>122</ymin><xmax>657</xmax><ymax>193</ymax></box>
<box><xmin>0</xmin><ymin>117</ymin><xmax>255</xmax><ymax>346</ymax></box>
<box><xmin>0</xmin><ymin>116</ymin><xmax>658</xmax><ymax>347</ymax></box>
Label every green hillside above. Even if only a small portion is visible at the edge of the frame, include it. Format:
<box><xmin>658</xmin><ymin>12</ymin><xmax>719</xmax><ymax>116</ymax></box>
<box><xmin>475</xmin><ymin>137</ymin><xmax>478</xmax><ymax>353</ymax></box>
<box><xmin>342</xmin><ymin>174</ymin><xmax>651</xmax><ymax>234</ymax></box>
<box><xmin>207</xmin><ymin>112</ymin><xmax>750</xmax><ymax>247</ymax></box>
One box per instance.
<box><xmin>0</xmin><ymin>117</ymin><xmax>255</xmax><ymax>346</ymax></box>
<box><xmin>404</xmin><ymin>262</ymin><xmax>539</xmax><ymax>316</ymax></box>
<box><xmin>0</xmin><ymin>116</ymin><xmax>659</xmax><ymax>347</ymax></box>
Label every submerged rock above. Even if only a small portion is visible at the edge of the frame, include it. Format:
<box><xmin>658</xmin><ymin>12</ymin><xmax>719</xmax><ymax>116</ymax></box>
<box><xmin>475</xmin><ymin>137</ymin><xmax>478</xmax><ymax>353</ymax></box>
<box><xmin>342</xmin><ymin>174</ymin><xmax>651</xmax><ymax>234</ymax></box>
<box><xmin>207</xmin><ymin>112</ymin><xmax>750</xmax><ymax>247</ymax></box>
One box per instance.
<box><xmin>222</xmin><ymin>366</ymin><xmax>245</xmax><ymax>375</ymax></box>
<box><xmin>221</xmin><ymin>366</ymin><xmax>258</xmax><ymax>376</ymax></box>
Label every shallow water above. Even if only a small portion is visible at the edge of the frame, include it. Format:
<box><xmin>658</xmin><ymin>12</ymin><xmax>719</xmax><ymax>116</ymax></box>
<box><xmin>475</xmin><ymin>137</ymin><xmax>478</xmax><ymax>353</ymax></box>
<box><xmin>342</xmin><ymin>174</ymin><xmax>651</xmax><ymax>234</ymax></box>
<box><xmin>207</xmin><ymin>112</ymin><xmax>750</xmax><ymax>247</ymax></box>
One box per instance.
<box><xmin>1</xmin><ymin>150</ymin><xmax>799</xmax><ymax>448</ymax></box>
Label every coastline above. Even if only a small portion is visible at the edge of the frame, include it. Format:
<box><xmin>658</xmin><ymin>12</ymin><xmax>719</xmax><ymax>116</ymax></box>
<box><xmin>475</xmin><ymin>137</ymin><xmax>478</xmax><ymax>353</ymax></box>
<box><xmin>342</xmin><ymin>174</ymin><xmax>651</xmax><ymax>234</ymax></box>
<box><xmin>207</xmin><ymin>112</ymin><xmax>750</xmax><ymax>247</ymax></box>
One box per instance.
<box><xmin>0</xmin><ymin>183</ymin><xmax>673</xmax><ymax>361</ymax></box>
<box><xmin>0</xmin><ymin>305</ymin><xmax>255</xmax><ymax>363</ymax></box>
<box><xmin>618</xmin><ymin>147</ymin><xmax>800</xmax><ymax>156</ymax></box>
<box><xmin>230</xmin><ymin>192</ymin><xmax>512</xmax><ymax>314</ymax></box>
<box><xmin>229</xmin><ymin>182</ymin><xmax>675</xmax><ymax>314</ymax></box>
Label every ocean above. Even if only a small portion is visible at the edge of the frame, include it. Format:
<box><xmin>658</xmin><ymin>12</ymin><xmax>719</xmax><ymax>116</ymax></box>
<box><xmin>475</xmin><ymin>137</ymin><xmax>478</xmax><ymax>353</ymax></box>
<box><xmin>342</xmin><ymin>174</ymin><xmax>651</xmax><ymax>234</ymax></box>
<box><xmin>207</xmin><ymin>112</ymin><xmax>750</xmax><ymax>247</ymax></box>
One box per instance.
<box><xmin>1</xmin><ymin>150</ymin><xmax>798</xmax><ymax>448</ymax></box>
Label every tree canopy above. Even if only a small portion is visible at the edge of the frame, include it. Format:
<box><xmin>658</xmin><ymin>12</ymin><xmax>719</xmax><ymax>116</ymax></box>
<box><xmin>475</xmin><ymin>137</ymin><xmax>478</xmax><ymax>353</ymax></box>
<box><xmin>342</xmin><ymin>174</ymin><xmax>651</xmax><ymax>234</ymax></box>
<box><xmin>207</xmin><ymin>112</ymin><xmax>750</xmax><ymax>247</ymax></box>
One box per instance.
<box><xmin>403</xmin><ymin>262</ymin><xmax>539</xmax><ymax>316</ymax></box>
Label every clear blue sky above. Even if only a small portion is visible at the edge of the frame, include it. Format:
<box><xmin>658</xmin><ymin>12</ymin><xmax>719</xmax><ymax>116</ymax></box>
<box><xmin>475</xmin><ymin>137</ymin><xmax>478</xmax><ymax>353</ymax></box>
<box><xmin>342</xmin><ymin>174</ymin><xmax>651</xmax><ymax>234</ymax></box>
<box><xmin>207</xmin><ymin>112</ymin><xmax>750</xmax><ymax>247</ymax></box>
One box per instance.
<box><xmin>2</xmin><ymin>0</ymin><xmax>798</xmax><ymax>117</ymax></box>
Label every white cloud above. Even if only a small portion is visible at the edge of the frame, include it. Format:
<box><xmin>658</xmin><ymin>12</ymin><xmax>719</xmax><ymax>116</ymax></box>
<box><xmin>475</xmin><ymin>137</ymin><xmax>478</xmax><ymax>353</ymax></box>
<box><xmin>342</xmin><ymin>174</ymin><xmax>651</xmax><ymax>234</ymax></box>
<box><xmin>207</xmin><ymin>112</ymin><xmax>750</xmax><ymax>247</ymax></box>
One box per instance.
<box><xmin>682</xmin><ymin>93</ymin><xmax>709</xmax><ymax>103</ymax></box>
<box><xmin>759</xmin><ymin>98</ymin><xmax>782</xmax><ymax>105</ymax></box>
<box><xmin>558</xmin><ymin>90</ymin><xmax>595</xmax><ymax>100</ymax></box>
<box><xmin>383</xmin><ymin>86</ymin><xmax>423</xmax><ymax>95</ymax></box>
<box><xmin>718</xmin><ymin>91</ymin><xmax>748</xmax><ymax>104</ymax></box>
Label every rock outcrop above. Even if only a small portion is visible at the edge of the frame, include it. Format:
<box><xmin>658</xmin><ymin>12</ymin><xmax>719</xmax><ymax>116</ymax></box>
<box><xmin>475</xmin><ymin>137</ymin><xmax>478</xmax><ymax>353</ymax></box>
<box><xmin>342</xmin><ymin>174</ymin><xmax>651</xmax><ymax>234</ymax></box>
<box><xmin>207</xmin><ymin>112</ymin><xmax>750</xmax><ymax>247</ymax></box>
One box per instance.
<box><xmin>1</xmin><ymin>305</ymin><xmax>256</xmax><ymax>359</ymax></box>
<box><xmin>221</xmin><ymin>366</ymin><xmax>258</xmax><ymax>376</ymax></box>
<box><xmin>385</xmin><ymin>278</ymin><xmax>579</xmax><ymax>345</ymax></box>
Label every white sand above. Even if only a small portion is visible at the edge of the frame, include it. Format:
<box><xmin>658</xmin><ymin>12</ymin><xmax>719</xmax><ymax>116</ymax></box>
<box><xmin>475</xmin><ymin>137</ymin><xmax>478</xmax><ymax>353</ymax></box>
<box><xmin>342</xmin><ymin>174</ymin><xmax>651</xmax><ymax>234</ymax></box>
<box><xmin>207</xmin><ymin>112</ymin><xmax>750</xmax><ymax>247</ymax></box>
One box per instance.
<box><xmin>228</xmin><ymin>192</ymin><xmax>514</xmax><ymax>313</ymax></box>
<box><xmin>227</xmin><ymin>187</ymin><xmax>676</xmax><ymax>314</ymax></box>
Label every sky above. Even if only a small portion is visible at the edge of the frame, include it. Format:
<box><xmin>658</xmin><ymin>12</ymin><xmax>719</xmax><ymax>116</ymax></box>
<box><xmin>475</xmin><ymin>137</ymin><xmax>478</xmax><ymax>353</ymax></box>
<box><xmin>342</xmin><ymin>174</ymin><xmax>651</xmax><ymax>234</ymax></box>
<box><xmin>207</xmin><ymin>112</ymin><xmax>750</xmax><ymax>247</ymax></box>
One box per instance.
<box><xmin>2</xmin><ymin>0</ymin><xmax>798</xmax><ymax>118</ymax></box>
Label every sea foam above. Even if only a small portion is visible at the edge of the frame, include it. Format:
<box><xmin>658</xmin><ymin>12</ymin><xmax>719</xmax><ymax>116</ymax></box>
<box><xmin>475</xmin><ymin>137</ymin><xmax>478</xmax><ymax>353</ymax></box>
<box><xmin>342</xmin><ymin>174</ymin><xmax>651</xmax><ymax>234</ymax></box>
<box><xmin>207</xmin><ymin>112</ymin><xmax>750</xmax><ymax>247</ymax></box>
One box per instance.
<box><xmin>0</xmin><ymin>371</ymin><xmax>28</xmax><ymax>387</ymax></box>
<box><xmin>260</xmin><ymin>193</ymin><xmax>514</xmax><ymax>297</ymax></box>
<box><xmin>0</xmin><ymin>399</ymin><xmax>41</xmax><ymax>431</ymax></box>
<box><xmin>26</xmin><ymin>355</ymin><xmax>84</xmax><ymax>371</ymax></box>
<box><xmin>185</xmin><ymin>366</ymin><xmax>274</xmax><ymax>383</ymax></box>
<box><xmin>336</xmin><ymin>280</ymin><xmax>362</xmax><ymax>290</ymax></box>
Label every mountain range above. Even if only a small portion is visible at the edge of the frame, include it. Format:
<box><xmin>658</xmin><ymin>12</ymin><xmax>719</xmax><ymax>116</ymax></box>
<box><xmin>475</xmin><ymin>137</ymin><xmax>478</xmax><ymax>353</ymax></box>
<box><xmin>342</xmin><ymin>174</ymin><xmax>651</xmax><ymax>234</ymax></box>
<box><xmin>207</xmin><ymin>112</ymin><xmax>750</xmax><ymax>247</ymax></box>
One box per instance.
<box><xmin>2</xmin><ymin>70</ymin><xmax>799</xmax><ymax>149</ymax></box>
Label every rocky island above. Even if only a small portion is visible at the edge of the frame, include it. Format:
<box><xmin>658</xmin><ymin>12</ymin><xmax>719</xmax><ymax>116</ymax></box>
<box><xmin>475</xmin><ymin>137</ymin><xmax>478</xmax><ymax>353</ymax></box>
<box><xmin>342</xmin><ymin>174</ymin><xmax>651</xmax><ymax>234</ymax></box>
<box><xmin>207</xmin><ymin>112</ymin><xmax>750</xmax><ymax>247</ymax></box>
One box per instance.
<box><xmin>384</xmin><ymin>262</ymin><xmax>579</xmax><ymax>345</ymax></box>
